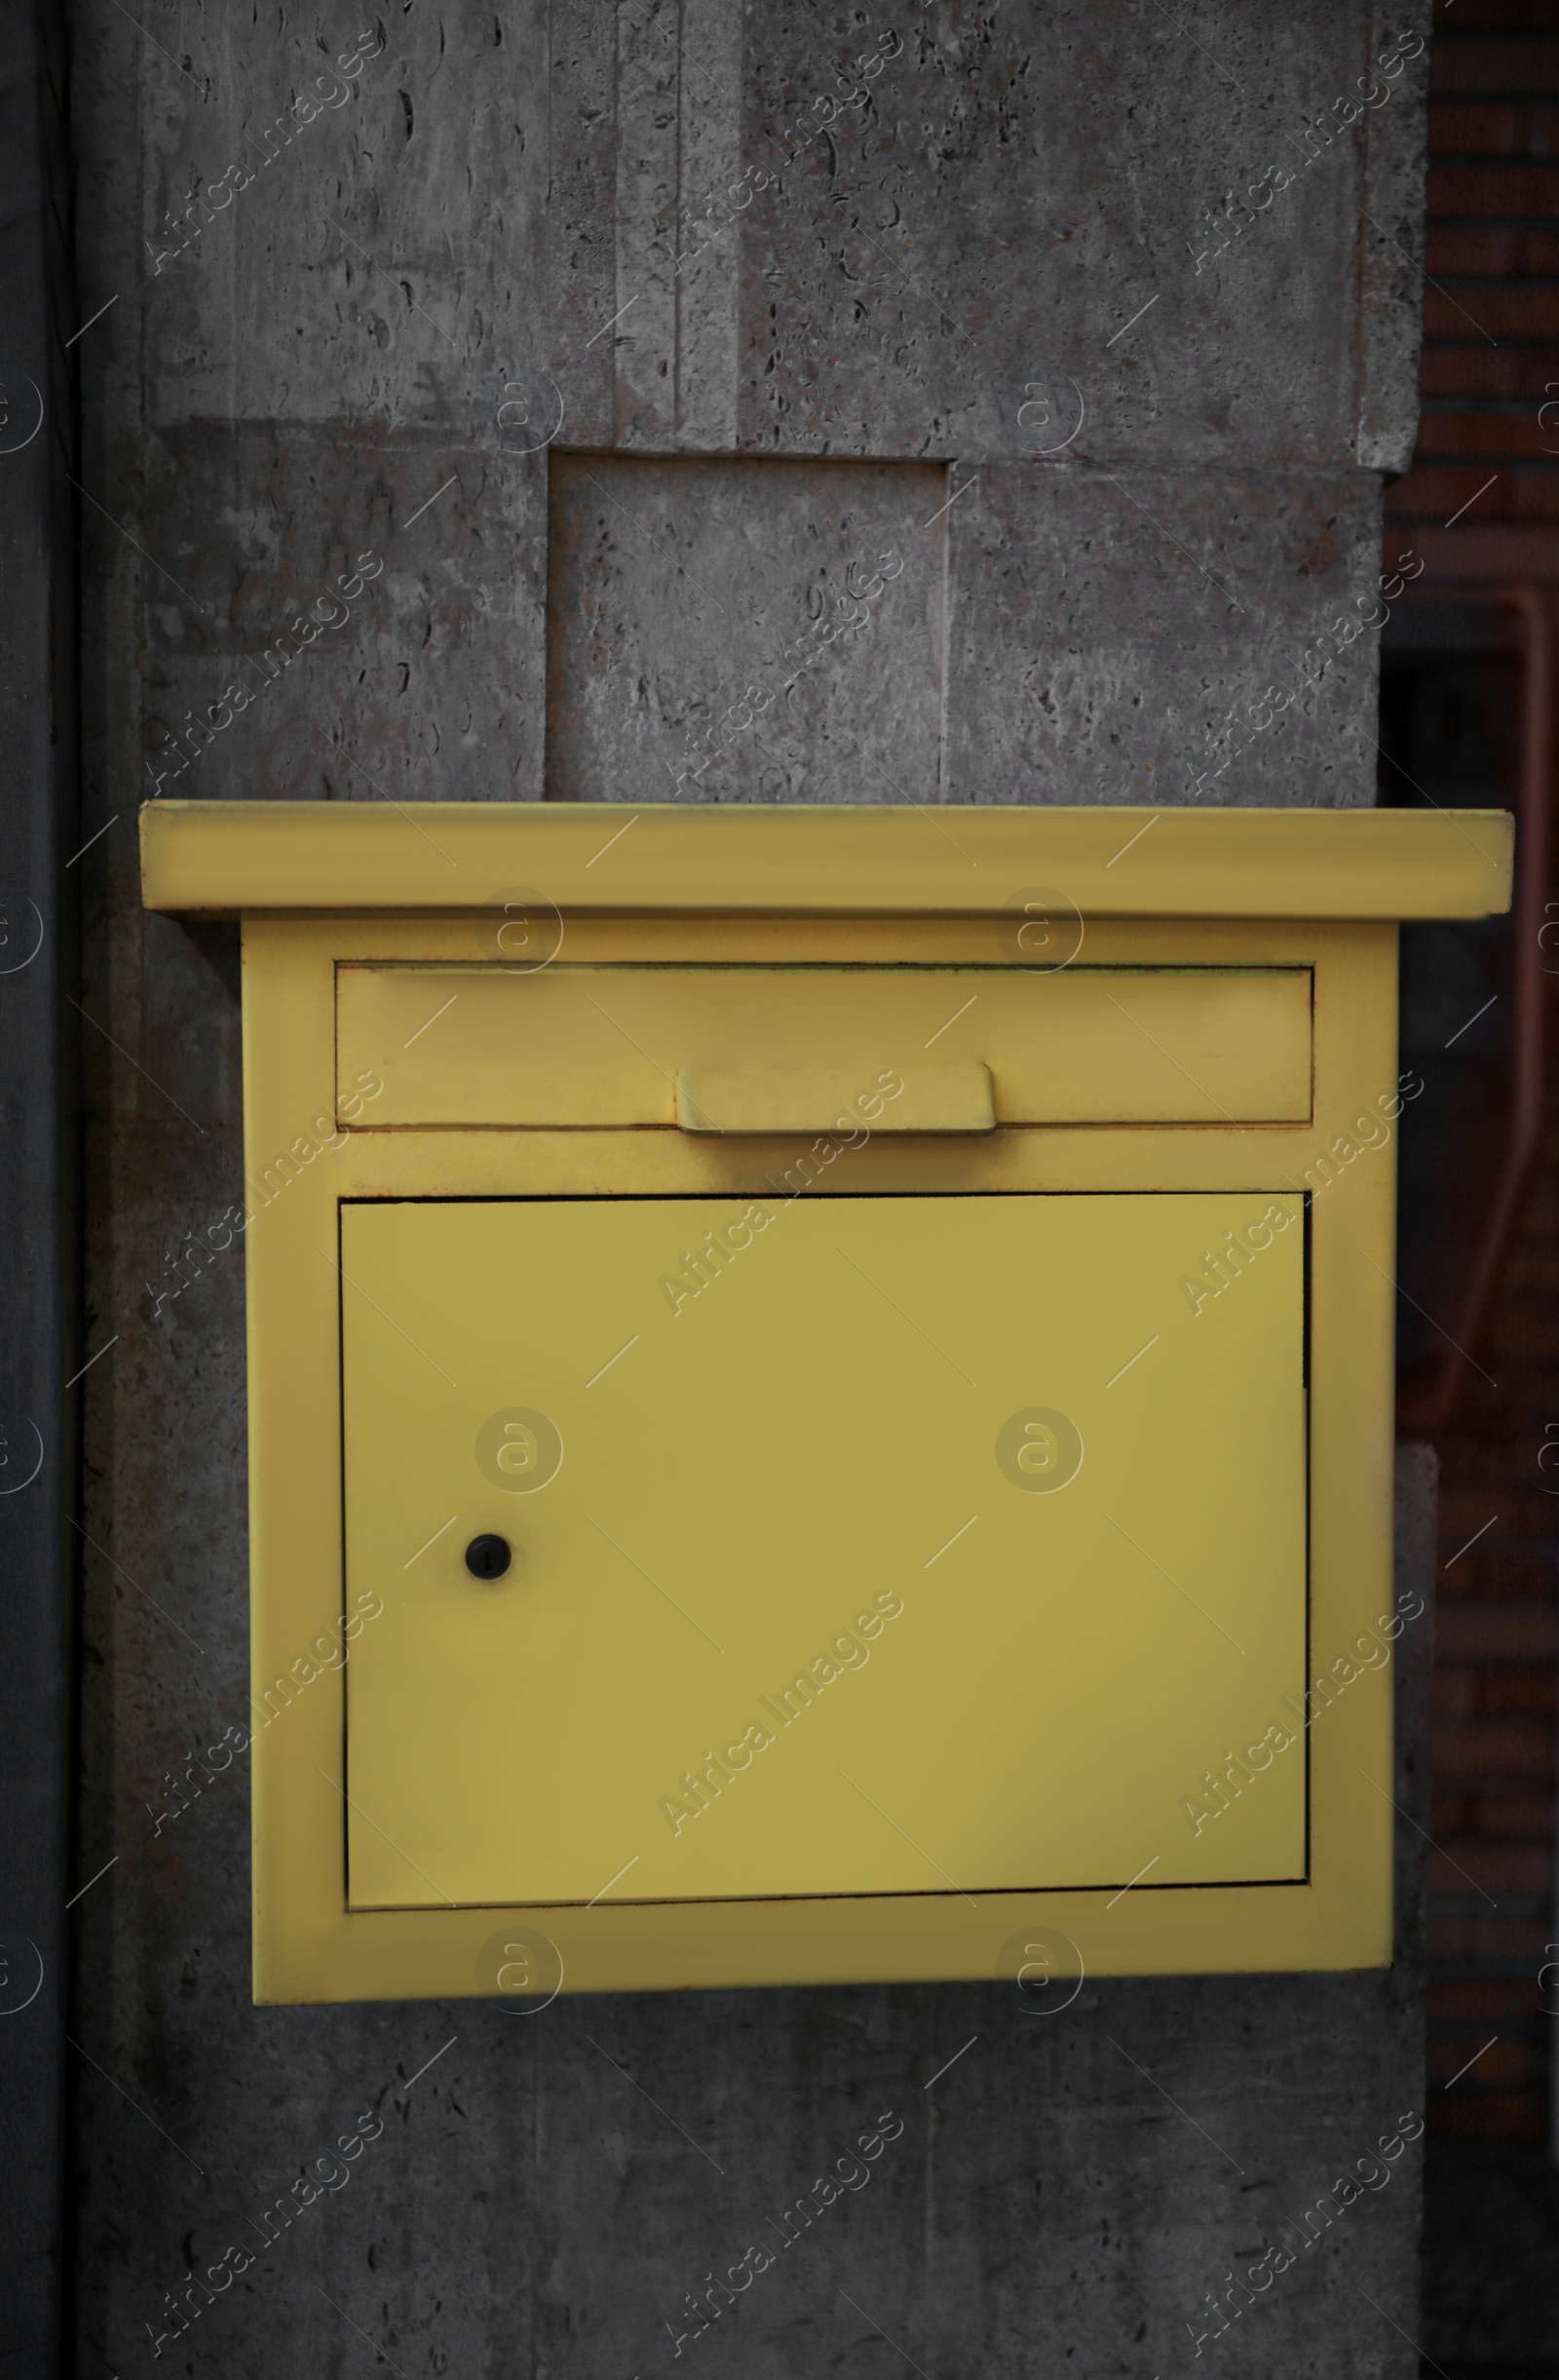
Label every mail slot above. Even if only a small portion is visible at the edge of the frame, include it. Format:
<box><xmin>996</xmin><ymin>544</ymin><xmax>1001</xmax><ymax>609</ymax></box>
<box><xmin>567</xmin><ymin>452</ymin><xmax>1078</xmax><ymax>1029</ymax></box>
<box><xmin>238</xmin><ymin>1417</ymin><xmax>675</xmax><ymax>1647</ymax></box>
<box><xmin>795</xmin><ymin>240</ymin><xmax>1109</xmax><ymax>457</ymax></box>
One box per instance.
<box><xmin>337</xmin><ymin>963</ymin><xmax>1314</xmax><ymax>1129</ymax></box>
<box><xmin>138</xmin><ymin>798</ymin><xmax>1513</xmax><ymax>2005</ymax></box>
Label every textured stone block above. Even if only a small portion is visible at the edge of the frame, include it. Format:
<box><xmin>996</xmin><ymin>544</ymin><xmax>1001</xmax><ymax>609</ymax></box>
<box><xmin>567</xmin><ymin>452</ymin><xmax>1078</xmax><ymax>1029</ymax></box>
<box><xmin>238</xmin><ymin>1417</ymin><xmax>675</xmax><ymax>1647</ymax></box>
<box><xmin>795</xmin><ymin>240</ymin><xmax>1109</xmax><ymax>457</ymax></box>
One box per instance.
<box><xmin>138</xmin><ymin>425</ymin><xmax>548</xmax><ymax>805</ymax></box>
<box><xmin>134</xmin><ymin>1</ymin><xmax>1428</xmax><ymax>477</ymax></box>
<box><xmin>945</xmin><ymin>466</ymin><xmax>1387</xmax><ymax>806</ymax></box>
<box><xmin>546</xmin><ymin>450</ymin><xmax>944</xmax><ymax>803</ymax></box>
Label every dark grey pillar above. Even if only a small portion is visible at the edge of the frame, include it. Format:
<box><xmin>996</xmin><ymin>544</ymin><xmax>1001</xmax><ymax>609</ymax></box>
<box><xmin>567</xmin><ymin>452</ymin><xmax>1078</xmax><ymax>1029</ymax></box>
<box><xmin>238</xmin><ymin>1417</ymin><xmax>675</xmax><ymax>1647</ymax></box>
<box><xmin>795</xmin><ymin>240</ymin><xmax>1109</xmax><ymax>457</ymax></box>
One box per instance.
<box><xmin>0</xmin><ymin>2</ymin><xmax>78</xmax><ymax>2373</ymax></box>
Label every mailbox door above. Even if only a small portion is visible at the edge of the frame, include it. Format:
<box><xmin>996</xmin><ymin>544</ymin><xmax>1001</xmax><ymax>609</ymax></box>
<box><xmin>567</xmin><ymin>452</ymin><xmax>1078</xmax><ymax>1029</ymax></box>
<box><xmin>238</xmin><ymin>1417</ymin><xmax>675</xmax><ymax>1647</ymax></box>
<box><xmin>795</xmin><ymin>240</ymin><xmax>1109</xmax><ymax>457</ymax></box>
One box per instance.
<box><xmin>341</xmin><ymin>1191</ymin><xmax>1307</xmax><ymax>1910</ymax></box>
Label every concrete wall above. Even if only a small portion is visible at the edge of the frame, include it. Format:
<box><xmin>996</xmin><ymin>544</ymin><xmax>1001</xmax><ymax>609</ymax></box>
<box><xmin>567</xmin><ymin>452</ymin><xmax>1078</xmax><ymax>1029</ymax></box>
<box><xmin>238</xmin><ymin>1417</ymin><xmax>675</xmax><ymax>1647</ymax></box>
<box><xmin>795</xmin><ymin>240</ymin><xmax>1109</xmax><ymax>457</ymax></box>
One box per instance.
<box><xmin>67</xmin><ymin>4</ymin><xmax>1435</xmax><ymax>2373</ymax></box>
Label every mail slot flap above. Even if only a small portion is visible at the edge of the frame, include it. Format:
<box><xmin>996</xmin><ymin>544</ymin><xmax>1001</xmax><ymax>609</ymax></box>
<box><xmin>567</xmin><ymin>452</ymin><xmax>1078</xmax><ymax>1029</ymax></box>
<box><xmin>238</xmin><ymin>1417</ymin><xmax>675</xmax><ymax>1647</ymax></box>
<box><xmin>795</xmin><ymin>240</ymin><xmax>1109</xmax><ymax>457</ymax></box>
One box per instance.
<box><xmin>337</xmin><ymin>965</ymin><xmax>1312</xmax><ymax>1129</ymax></box>
<box><xmin>677</xmin><ymin>1066</ymin><xmax>995</xmax><ymax>1134</ymax></box>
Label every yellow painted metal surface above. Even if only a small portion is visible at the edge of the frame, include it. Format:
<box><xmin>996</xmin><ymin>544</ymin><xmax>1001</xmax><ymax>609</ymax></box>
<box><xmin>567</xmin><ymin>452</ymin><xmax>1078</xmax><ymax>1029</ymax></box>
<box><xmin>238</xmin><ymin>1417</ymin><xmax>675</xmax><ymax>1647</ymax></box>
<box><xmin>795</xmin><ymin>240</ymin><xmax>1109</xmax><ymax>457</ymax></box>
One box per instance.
<box><xmin>140</xmin><ymin>798</ymin><xmax>1514</xmax><ymax>921</ymax></box>
<box><xmin>675</xmin><ymin>1066</ymin><xmax>996</xmax><ymax>1133</ymax></box>
<box><xmin>342</xmin><ymin>1192</ymin><xmax>1306</xmax><ymax>1910</ymax></box>
<box><xmin>336</xmin><ymin>963</ymin><xmax>1313</xmax><ymax>1128</ymax></box>
<box><xmin>141</xmin><ymin>805</ymin><xmax>1505</xmax><ymax>2004</ymax></box>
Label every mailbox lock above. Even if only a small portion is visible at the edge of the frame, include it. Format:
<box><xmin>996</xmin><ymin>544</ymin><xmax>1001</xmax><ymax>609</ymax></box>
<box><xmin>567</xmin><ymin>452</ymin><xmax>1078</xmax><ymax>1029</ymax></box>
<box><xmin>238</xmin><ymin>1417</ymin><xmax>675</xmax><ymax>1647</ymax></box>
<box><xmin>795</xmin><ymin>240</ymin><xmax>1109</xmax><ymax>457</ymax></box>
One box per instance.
<box><xmin>464</xmin><ymin>1533</ymin><xmax>513</xmax><ymax>1582</ymax></box>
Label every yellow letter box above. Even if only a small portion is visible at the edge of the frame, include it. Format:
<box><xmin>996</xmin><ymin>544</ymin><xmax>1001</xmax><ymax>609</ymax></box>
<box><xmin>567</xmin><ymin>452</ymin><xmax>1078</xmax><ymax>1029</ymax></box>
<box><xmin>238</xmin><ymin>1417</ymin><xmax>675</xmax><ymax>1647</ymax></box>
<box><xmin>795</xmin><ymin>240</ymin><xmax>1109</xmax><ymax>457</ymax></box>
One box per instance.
<box><xmin>140</xmin><ymin>800</ymin><xmax>1511</xmax><ymax>2004</ymax></box>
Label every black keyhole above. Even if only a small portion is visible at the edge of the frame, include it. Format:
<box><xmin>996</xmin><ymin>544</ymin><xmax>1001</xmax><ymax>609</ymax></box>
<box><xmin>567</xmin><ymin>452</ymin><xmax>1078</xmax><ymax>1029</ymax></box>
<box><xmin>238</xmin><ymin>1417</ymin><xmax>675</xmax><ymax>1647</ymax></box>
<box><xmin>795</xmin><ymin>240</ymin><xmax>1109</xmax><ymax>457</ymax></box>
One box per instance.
<box><xmin>465</xmin><ymin>1533</ymin><xmax>512</xmax><ymax>1581</ymax></box>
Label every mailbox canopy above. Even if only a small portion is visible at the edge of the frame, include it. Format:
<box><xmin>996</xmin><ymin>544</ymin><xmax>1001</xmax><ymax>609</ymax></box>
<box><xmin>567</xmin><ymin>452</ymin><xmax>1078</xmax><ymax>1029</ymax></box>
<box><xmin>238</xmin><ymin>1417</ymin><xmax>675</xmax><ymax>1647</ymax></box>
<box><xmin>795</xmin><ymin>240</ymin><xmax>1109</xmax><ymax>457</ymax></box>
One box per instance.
<box><xmin>140</xmin><ymin>800</ymin><xmax>1513</xmax><ymax>922</ymax></box>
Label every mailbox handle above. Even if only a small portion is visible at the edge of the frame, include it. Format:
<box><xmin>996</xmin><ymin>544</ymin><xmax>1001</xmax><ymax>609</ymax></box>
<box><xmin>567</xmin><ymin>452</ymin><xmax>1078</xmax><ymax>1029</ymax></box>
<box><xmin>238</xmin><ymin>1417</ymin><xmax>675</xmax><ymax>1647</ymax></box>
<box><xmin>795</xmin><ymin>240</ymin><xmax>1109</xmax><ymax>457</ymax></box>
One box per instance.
<box><xmin>675</xmin><ymin>1065</ymin><xmax>996</xmax><ymax>1135</ymax></box>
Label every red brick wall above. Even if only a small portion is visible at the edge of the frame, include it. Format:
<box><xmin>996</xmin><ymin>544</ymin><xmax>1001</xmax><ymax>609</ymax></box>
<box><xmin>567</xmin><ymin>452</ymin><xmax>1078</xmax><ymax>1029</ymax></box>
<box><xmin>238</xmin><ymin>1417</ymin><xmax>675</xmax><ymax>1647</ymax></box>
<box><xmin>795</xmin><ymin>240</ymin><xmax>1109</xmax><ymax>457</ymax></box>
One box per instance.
<box><xmin>1427</xmin><ymin>1282</ymin><xmax>1558</xmax><ymax>2140</ymax></box>
<box><xmin>1387</xmin><ymin>0</ymin><xmax>1559</xmax><ymax>2141</ymax></box>
<box><xmin>1389</xmin><ymin>4</ymin><xmax>1559</xmax><ymax>544</ymax></box>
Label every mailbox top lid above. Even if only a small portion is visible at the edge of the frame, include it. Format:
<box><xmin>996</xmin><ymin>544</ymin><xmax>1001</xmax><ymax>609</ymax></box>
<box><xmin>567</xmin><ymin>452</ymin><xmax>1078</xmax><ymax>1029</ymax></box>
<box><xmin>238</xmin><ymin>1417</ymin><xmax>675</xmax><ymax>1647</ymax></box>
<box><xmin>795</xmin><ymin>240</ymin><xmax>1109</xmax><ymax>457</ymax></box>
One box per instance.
<box><xmin>138</xmin><ymin>799</ymin><xmax>1513</xmax><ymax>923</ymax></box>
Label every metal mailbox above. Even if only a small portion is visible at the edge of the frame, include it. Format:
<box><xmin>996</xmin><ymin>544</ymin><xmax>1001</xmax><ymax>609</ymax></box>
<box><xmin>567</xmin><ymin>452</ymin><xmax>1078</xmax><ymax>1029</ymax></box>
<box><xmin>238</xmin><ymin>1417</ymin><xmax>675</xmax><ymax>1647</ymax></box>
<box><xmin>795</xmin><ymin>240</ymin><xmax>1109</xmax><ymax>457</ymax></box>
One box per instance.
<box><xmin>139</xmin><ymin>800</ymin><xmax>1512</xmax><ymax>2003</ymax></box>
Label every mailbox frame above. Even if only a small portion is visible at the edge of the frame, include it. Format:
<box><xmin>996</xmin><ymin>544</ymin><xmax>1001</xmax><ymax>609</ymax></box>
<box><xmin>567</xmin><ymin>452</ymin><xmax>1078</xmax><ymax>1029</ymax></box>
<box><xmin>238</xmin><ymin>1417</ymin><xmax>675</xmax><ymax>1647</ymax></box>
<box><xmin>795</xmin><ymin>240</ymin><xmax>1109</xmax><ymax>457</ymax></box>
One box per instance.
<box><xmin>140</xmin><ymin>801</ymin><xmax>1513</xmax><ymax>2005</ymax></box>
